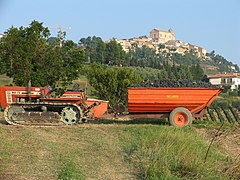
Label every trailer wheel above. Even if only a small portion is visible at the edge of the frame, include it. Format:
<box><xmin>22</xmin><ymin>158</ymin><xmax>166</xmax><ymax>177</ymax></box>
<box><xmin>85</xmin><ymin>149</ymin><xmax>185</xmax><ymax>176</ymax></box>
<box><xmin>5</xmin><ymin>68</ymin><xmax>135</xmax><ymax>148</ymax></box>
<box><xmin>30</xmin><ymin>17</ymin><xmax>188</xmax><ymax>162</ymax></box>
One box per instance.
<box><xmin>169</xmin><ymin>107</ymin><xmax>192</xmax><ymax>127</ymax></box>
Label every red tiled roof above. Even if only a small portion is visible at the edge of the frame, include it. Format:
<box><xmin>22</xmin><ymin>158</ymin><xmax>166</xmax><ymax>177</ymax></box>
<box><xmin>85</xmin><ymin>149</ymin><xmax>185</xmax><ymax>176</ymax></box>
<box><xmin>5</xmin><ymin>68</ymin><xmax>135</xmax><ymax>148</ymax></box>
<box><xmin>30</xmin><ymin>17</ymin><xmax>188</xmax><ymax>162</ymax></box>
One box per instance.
<box><xmin>208</xmin><ymin>73</ymin><xmax>238</xmax><ymax>78</ymax></box>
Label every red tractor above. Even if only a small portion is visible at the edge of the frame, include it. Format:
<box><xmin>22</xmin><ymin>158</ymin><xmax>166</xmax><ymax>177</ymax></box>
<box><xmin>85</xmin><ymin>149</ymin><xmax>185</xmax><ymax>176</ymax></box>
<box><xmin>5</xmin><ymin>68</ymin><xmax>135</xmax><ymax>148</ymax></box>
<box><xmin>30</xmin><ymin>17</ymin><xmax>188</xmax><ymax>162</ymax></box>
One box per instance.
<box><xmin>0</xmin><ymin>85</ymin><xmax>108</xmax><ymax>125</ymax></box>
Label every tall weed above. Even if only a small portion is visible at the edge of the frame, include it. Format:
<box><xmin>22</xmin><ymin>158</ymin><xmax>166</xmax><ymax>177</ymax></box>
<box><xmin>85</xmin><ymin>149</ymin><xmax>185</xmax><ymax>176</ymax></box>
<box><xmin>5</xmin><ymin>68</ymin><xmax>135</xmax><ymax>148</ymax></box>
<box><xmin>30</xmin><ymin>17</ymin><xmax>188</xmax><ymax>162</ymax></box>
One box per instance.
<box><xmin>118</xmin><ymin>125</ymin><xmax>231</xmax><ymax>179</ymax></box>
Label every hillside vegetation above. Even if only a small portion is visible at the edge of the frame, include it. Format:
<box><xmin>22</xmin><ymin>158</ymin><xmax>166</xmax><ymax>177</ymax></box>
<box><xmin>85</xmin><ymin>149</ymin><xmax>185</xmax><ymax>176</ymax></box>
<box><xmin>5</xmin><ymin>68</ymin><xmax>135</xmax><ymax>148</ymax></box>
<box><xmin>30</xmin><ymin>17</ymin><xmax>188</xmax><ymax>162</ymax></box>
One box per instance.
<box><xmin>1</xmin><ymin>20</ymin><xmax>239</xmax><ymax>89</ymax></box>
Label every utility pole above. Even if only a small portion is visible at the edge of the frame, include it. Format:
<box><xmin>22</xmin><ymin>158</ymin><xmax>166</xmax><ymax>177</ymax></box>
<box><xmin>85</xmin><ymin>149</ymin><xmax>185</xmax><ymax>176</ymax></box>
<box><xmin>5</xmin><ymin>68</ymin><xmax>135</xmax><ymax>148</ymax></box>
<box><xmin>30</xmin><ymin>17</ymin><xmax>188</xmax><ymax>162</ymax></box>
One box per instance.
<box><xmin>58</xmin><ymin>25</ymin><xmax>63</xmax><ymax>47</ymax></box>
<box><xmin>50</xmin><ymin>26</ymin><xmax>71</xmax><ymax>47</ymax></box>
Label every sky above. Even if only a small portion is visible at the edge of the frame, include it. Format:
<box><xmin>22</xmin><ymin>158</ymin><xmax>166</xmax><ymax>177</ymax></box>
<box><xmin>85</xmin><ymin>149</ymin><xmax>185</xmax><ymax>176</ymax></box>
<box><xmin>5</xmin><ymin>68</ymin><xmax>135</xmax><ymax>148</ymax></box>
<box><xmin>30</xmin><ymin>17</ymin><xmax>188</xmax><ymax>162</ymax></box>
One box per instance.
<box><xmin>0</xmin><ymin>0</ymin><xmax>239</xmax><ymax>66</ymax></box>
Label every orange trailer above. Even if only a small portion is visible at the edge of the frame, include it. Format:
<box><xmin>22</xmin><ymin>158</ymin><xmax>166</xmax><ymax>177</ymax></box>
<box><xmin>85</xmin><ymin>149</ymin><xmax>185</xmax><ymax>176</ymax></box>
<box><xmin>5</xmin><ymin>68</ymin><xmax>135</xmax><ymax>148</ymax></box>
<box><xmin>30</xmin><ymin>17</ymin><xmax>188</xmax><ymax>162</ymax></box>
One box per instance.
<box><xmin>127</xmin><ymin>88</ymin><xmax>222</xmax><ymax>127</ymax></box>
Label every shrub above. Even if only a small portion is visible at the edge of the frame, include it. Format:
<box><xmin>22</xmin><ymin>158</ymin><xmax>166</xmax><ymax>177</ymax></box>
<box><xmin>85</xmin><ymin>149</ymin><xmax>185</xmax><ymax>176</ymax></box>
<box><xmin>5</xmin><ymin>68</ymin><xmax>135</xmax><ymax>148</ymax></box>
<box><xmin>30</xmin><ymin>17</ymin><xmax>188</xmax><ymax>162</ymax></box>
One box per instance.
<box><xmin>229</xmin><ymin>90</ymin><xmax>239</xmax><ymax>96</ymax></box>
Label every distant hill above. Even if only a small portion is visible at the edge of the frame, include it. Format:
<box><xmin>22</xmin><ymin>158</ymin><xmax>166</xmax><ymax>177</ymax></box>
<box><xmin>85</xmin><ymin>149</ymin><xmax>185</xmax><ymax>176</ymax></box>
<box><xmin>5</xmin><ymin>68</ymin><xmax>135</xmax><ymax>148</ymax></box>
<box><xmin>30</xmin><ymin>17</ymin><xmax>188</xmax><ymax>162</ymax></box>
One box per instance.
<box><xmin>200</xmin><ymin>51</ymin><xmax>239</xmax><ymax>75</ymax></box>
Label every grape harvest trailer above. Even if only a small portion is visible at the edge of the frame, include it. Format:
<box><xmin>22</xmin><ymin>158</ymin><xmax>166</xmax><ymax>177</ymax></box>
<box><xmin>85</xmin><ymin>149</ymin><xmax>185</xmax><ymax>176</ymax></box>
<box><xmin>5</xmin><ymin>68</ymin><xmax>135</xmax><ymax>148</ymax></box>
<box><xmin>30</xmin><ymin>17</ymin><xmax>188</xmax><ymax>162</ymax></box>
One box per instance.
<box><xmin>0</xmin><ymin>84</ymin><xmax>222</xmax><ymax>127</ymax></box>
<box><xmin>126</xmin><ymin>87</ymin><xmax>222</xmax><ymax>127</ymax></box>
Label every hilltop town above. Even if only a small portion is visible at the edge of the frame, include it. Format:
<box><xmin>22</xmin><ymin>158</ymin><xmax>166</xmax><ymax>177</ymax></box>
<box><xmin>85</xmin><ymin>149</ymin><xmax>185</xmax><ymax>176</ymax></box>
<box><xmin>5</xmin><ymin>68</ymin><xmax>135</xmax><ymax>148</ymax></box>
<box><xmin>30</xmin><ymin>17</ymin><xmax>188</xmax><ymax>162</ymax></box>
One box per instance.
<box><xmin>108</xmin><ymin>28</ymin><xmax>238</xmax><ymax>77</ymax></box>
<box><xmin>114</xmin><ymin>28</ymin><xmax>206</xmax><ymax>59</ymax></box>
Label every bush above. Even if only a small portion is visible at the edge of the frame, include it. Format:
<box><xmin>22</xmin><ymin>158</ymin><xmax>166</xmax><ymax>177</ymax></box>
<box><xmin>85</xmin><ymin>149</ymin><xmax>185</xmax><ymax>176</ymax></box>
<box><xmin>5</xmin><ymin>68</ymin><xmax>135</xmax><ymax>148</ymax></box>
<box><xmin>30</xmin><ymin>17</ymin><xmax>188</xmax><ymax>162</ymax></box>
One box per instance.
<box><xmin>232</xmin><ymin>100</ymin><xmax>240</xmax><ymax>111</ymax></box>
<box><xmin>218</xmin><ymin>101</ymin><xmax>229</xmax><ymax>109</ymax></box>
<box><xmin>229</xmin><ymin>90</ymin><xmax>239</xmax><ymax>96</ymax></box>
<box><xmin>222</xmin><ymin>85</ymin><xmax>231</xmax><ymax>93</ymax></box>
<box><xmin>86</xmin><ymin>63</ymin><xmax>142</xmax><ymax>112</ymax></box>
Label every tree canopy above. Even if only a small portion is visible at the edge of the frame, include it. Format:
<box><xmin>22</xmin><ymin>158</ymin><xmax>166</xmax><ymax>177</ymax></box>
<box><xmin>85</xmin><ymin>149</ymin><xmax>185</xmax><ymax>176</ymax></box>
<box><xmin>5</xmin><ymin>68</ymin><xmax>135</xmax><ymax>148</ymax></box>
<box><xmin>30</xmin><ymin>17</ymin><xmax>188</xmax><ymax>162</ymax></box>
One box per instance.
<box><xmin>79</xmin><ymin>37</ymin><xmax>126</xmax><ymax>65</ymax></box>
<box><xmin>0</xmin><ymin>21</ymin><xmax>84</xmax><ymax>88</ymax></box>
<box><xmin>86</xmin><ymin>63</ymin><xmax>142</xmax><ymax>111</ymax></box>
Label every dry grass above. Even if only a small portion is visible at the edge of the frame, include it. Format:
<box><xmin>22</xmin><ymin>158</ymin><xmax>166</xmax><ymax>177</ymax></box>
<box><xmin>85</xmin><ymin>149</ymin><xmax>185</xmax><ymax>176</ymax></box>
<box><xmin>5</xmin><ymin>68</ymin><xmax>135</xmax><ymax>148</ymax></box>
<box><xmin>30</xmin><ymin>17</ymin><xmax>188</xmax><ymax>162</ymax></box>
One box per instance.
<box><xmin>0</xmin><ymin>124</ymin><xmax>134</xmax><ymax>179</ymax></box>
<box><xmin>0</xmin><ymin>118</ymin><xmax>238</xmax><ymax>179</ymax></box>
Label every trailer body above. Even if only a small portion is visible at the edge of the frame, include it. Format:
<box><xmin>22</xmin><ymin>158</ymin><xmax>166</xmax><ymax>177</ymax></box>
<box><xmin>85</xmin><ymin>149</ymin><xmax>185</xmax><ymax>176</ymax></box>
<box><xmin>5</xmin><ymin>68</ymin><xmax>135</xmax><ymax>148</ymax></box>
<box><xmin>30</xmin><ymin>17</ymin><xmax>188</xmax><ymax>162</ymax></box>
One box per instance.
<box><xmin>128</xmin><ymin>88</ymin><xmax>222</xmax><ymax>126</ymax></box>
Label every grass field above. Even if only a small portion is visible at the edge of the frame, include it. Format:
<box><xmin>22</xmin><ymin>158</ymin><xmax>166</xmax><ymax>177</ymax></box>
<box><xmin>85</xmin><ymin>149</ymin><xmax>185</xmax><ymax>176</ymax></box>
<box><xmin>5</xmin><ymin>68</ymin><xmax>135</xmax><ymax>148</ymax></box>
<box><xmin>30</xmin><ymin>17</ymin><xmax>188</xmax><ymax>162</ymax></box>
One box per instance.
<box><xmin>0</xmin><ymin>118</ymin><xmax>239</xmax><ymax>180</ymax></box>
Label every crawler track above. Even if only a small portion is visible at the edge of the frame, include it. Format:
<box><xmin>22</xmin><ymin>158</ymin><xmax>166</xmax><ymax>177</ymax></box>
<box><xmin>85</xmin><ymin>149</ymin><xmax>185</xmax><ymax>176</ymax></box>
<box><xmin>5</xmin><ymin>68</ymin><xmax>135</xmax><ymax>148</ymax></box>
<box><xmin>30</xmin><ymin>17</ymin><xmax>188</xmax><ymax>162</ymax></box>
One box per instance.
<box><xmin>4</xmin><ymin>102</ymin><xmax>82</xmax><ymax>126</ymax></box>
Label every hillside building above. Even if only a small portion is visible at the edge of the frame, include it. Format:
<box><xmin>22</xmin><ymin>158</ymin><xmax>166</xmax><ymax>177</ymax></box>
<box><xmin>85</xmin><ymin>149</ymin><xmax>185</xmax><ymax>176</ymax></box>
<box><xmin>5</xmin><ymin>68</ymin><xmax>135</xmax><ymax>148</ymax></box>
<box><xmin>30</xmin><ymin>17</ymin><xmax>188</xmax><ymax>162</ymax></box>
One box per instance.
<box><xmin>165</xmin><ymin>40</ymin><xmax>207</xmax><ymax>58</ymax></box>
<box><xmin>150</xmin><ymin>28</ymin><xmax>175</xmax><ymax>43</ymax></box>
<box><xmin>115</xmin><ymin>39</ymin><xmax>132</xmax><ymax>52</ymax></box>
<box><xmin>208</xmin><ymin>73</ymin><xmax>240</xmax><ymax>90</ymax></box>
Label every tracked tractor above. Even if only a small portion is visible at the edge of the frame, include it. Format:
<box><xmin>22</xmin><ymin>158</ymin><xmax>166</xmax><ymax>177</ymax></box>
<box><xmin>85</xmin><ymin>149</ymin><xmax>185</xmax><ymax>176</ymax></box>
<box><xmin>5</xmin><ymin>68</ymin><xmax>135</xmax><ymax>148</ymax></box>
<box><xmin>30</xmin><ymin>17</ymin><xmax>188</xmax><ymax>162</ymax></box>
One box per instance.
<box><xmin>0</xmin><ymin>84</ymin><xmax>108</xmax><ymax>126</ymax></box>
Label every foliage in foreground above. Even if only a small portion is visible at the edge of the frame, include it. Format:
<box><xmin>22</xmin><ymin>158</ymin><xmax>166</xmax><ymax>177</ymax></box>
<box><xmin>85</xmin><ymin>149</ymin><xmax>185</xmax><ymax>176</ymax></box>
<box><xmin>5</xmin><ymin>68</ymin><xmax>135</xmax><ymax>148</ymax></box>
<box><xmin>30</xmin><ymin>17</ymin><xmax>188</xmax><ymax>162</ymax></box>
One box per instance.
<box><xmin>0</xmin><ymin>121</ymin><xmax>238</xmax><ymax>179</ymax></box>
<box><xmin>117</xmin><ymin>125</ymin><xmax>234</xmax><ymax>179</ymax></box>
<box><xmin>86</xmin><ymin>63</ymin><xmax>142</xmax><ymax>111</ymax></box>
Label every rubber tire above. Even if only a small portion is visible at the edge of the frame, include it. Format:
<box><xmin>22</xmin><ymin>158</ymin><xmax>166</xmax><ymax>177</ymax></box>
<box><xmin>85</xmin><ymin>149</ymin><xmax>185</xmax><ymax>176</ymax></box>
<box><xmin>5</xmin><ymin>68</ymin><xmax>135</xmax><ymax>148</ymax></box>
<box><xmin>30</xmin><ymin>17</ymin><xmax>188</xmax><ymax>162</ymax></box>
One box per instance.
<box><xmin>169</xmin><ymin>107</ymin><xmax>193</xmax><ymax>127</ymax></box>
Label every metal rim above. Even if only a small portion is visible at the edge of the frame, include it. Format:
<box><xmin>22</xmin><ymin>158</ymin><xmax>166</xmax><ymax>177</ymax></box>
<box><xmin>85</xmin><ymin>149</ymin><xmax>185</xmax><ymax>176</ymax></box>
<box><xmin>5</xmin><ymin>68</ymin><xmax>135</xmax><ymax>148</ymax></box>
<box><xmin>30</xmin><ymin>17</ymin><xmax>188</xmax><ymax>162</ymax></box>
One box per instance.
<box><xmin>173</xmin><ymin>112</ymin><xmax>188</xmax><ymax>127</ymax></box>
<box><xmin>61</xmin><ymin>106</ymin><xmax>81</xmax><ymax>125</ymax></box>
<box><xmin>169</xmin><ymin>107</ymin><xmax>192</xmax><ymax>127</ymax></box>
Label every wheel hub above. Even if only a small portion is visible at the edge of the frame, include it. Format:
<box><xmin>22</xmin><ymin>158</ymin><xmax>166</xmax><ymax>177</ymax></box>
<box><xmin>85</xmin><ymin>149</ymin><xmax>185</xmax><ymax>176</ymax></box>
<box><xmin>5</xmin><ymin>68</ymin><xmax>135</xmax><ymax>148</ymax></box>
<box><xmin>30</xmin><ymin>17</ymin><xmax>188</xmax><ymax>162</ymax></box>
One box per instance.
<box><xmin>61</xmin><ymin>106</ymin><xmax>81</xmax><ymax>125</ymax></box>
<box><xmin>174</xmin><ymin>112</ymin><xmax>188</xmax><ymax>127</ymax></box>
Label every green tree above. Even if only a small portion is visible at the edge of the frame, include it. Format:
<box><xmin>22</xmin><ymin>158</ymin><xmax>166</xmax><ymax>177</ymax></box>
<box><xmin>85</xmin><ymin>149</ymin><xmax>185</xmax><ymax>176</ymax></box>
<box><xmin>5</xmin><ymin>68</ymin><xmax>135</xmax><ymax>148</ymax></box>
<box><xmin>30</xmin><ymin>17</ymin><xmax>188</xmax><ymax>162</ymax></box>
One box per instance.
<box><xmin>158</xmin><ymin>44</ymin><xmax>165</xmax><ymax>53</ymax></box>
<box><xmin>104</xmin><ymin>40</ymin><xmax>126</xmax><ymax>65</ymax></box>
<box><xmin>57</xmin><ymin>40</ymin><xmax>85</xmax><ymax>88</ymax></box>
<box><xmin>0</xmin><ymin>21</ymin><xmax>84</xmax><ymax>88</ymax></box>
<box><xmin>86</xmin><ymin>63</ymin><xmax>142</xmax><ymax>111</ymax></box>
<box><xmin>190</xmin><ymin>64</ymin><xmax>205</xmax><ymax>80</ymax></box>
<box><xmin>126</xmin><ymin>46</ymin><xmax>166</xmax><ymax>68</ymax></box>
<box><xmin>79</xmin><ymin>36</ymin><xmax>106</xmax><ymax>64</ymax></box>
<box><xmin>0</xmin><ymin>21</ymin><xmax>50</xmax><ymax>85</ymax></box>
<box><xmin>172</xmin><ymin>51</ymin><xmax>200</xmax><ymax>65</ymax></box>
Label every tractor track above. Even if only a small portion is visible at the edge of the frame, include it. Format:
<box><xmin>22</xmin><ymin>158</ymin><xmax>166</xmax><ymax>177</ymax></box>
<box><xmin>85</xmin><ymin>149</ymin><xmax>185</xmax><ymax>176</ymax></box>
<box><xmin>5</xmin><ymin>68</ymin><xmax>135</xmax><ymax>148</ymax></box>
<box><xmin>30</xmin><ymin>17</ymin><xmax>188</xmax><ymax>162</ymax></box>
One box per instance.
<box><xmin>3</xmin><ymin>102</ymin><xmax>83</xmax><ymax>126</ymax></box>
